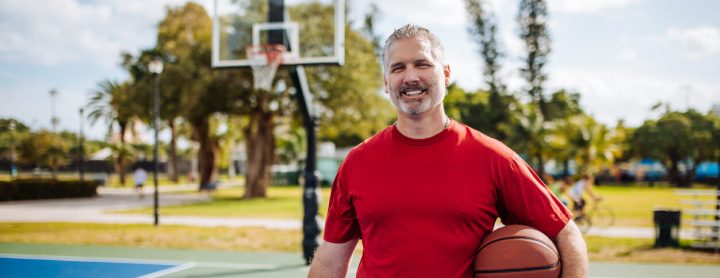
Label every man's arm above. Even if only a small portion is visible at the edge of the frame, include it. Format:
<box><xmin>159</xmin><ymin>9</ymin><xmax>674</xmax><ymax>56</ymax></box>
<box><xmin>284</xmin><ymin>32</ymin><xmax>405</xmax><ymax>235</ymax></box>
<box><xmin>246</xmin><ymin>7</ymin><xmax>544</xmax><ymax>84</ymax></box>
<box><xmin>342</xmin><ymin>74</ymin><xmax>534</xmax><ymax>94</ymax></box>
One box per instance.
<box><xmin>308</xmin><ymin>239</ymin><xmax>359</xmax><ymax>278</ymax></box>
<box><xmin>554</xmin><ymin>220</ymin><xmax>588</xmax><ymax>278</ymax></box>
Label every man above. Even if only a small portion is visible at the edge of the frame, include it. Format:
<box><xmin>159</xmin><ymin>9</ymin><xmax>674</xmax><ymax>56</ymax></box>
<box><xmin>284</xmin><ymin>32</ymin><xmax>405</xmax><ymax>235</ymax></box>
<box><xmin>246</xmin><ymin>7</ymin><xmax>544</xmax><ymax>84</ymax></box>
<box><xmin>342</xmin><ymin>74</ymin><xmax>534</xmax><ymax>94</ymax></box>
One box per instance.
<box><xmin>569</xmin><ymin>174</ymin><xmax>601</xmax><ymax>217</ymax></box>
<box><xmin>133</xmin><ymin>166</ymin><xmax>147</xmax><ymax>199</ymax></box>
<box><xmin>308</xmin><ymin>24</ymin><xmax>588</xmax><ymax>277</ymax></box>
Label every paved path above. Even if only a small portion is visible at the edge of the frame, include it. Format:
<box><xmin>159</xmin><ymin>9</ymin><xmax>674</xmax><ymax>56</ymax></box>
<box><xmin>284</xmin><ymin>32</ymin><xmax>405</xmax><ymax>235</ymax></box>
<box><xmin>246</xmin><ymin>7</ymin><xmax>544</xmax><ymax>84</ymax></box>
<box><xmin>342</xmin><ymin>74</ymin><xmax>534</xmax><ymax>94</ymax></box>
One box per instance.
<box><xmin>0</xmin><ymin>186</ymin><xmax>696</xmax><ymax>238</ymax></box>
<box><xmin>0</xmin><ymin>185</ymin><xmax>302</xmax><ymax>230</ymax></box>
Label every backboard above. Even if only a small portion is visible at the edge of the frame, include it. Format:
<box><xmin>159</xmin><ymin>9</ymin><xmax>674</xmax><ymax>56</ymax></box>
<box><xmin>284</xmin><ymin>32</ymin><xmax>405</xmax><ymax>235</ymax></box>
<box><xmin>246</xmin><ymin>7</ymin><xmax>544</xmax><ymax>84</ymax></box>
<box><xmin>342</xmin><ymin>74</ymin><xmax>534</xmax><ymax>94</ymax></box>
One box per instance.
<box><xmin>212</xmin><ymin>0</ymin><xmax>345</xmax><ymax>68</ymax></box>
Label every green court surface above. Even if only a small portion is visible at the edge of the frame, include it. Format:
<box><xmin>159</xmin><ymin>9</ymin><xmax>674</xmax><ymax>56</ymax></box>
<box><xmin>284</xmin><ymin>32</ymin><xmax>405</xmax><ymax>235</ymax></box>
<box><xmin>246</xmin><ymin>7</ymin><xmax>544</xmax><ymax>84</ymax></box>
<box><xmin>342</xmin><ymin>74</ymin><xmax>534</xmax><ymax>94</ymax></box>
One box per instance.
<box><xmin>1</xmin><ymin>243</ymin><xmax>719</xmax><ymax>277</ymax></box>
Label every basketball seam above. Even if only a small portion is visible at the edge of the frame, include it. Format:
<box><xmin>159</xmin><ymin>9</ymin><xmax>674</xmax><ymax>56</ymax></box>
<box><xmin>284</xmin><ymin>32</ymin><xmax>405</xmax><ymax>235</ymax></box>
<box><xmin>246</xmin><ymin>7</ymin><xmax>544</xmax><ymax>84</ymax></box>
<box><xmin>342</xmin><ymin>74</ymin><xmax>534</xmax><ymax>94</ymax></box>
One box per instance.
<box><xmin>474</xmin><ymin>264</ymin><xmax>559</xmax><ymax>274</ymax></box>
<box><xmin>476</xmin><ymin>235</ymin><xmax>560</xmax><ymax>266</ymax></box>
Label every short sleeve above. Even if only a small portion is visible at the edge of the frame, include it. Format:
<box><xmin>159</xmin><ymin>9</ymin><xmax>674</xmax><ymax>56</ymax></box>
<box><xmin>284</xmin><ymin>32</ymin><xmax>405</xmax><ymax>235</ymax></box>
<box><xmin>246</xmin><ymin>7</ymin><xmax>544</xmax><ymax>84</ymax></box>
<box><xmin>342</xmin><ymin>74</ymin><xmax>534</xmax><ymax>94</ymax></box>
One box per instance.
<box><xmin>323</xmin><ymin>160</ymin><xmax>361</xmax><ymax>243</ymax></box>
<box><xmin>495</xmin><ymin>154</ymin><xmax>571</xmax><ymax>239</ymax></box>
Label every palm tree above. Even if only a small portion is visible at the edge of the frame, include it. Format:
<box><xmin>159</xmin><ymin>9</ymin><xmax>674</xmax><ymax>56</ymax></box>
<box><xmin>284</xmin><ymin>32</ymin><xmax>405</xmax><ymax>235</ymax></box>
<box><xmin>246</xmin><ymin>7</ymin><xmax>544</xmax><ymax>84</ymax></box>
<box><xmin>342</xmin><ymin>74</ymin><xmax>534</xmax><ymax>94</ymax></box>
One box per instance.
<box><xmin>86</xmin><ymin>80</ymin><xmax>136</xmax><ymax>185</ymax></box>
<box><xmin>503</xmin><ymin>103</ymin><xmax>551</xmax><ymax>179</ymax></box>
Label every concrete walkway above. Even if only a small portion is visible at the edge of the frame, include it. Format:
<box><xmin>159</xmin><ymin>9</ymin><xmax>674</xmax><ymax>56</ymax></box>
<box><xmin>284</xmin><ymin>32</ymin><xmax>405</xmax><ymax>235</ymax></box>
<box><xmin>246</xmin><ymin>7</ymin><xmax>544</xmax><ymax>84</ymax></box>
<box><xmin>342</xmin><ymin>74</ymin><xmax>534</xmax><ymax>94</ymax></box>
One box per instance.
<box><xmin>0</xmin><ymin>186</ymin><xmax>695</xmax><ymax>238</ymax></box>
<box><xmin>0</xmin><ymin>185</ymin><xmax>302</xmax><ymax>230</ymax></box>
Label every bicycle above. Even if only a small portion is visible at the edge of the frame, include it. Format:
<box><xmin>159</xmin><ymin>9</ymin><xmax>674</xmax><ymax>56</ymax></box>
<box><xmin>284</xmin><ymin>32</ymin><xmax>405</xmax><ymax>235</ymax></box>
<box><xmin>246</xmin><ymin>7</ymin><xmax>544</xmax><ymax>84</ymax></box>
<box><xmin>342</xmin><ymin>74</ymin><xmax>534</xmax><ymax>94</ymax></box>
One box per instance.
<box><xmin>573</xmin><ymin>198</ymin><xmax>615</xmax><ymax>234</ymax></box>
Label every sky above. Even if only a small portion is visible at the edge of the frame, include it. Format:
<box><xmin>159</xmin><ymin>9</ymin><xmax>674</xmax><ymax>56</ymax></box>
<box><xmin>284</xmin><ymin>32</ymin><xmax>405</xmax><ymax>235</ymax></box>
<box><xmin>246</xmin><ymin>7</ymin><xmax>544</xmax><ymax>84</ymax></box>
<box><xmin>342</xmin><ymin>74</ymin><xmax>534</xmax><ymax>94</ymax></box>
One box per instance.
<box><xmin>1</xmin><ymin>0</ymin><xmax>719</xmax><ymax>140</ymax></box>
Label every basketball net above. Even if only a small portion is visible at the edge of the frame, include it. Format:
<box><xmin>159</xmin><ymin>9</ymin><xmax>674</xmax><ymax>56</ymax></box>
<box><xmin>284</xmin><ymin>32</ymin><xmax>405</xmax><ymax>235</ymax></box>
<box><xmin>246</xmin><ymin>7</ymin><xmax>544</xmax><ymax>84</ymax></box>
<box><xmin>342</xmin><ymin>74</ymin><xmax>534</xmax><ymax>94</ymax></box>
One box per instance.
<box><xmin>246</xmin><ymin>44</ymin><xmax>286</xmax><ymax>91</ymax></box>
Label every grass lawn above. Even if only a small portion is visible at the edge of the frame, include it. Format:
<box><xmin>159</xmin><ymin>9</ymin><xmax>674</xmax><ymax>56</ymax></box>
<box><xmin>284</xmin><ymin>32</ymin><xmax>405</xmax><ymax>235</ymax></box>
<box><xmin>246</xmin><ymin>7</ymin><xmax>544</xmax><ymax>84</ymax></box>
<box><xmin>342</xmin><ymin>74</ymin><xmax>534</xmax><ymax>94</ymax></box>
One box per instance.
<box><xmin>119</xmin><ymin>183</ymin><xmax>694</xmax><ymax>227</ymax></box>
<box><xmin>593</xmin><ymin>184</ymin><xmax>682</xmax><ymax>227</ymax></box>
<box><xmin>115</xmin><ymin>186</ymin><xmax>332</xmax><ymax>219</ymax></box>
<box><xmin>0</xmin><ymin>222</ymin><xmax>300</xmax><ymax>253</ymax></box>
<box><xmin>1</xmin><ymin>222</ymin><xmax>718</xmax><ymax>264</ymax></box>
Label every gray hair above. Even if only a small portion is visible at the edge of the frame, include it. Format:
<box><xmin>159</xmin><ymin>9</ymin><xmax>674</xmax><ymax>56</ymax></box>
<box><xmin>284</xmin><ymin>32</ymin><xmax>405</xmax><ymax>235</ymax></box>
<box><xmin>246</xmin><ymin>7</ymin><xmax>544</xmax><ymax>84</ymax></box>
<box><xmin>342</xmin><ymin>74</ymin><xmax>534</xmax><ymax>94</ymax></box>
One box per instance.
<box><xmin>381</xmin><ymin>24</ymin><xmax>447</xmax><ymax>69</ymax></box>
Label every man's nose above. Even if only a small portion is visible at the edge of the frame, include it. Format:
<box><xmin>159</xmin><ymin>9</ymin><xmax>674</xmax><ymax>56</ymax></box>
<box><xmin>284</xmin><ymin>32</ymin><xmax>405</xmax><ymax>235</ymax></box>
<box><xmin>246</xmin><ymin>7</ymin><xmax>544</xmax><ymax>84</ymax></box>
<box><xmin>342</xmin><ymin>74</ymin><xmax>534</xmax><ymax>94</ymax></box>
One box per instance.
<box><xmin>403</xmin><ymin>67</ymin><xmax>420</xmax><ymax>85</ymax></box>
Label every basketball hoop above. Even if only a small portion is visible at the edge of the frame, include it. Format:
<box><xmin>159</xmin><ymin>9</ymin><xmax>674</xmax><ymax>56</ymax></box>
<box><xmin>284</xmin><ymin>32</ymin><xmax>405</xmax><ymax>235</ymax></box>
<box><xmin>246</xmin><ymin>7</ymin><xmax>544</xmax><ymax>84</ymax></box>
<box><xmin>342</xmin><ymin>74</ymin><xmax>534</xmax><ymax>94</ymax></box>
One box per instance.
<box><xmin>246</xmin><ymin>44</ymin><xmax>286</xmax><ymax>91</ymax></box>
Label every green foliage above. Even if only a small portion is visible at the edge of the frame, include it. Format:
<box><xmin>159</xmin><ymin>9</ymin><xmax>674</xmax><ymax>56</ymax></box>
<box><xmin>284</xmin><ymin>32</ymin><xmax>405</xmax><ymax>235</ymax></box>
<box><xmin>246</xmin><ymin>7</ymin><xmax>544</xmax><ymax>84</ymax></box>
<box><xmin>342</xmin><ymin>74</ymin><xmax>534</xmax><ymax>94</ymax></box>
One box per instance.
<box><xmin>295</xmin><ymin>6</ymin><xmax>394</xmax><ymax>147</ymax></box>
<box><xmin>0</xmin><ymin>118</ymin><xmax>30</xmax><ymax>158</ymax></box>
<box><xmin>16</xmin><ymin>131</ymin><xmax>71</xmax><ymax>174</ymax></box>
<box><xmin>632</xmin><ymin>110</ymin><xmax>717</xmax><ymax>187</ymax></box>
<box><xmin>0</xmin><ymin>179</ymin><xmax>98</xmax><ymax>201</ymax></box>
<box><xmin>444</xmin><ymin>84</ymin><xmax>516</xmax><ymax>141</ymax></box>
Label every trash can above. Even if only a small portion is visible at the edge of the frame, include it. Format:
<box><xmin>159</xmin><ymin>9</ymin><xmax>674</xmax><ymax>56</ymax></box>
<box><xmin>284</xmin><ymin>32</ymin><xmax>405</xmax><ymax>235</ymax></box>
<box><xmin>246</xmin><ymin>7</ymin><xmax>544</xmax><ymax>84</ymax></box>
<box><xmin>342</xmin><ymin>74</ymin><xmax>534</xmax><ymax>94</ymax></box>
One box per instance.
<box><xmin>653</xmin><ymin>209</ymin><xmax>681</xmax><ymax>247</ymax></box>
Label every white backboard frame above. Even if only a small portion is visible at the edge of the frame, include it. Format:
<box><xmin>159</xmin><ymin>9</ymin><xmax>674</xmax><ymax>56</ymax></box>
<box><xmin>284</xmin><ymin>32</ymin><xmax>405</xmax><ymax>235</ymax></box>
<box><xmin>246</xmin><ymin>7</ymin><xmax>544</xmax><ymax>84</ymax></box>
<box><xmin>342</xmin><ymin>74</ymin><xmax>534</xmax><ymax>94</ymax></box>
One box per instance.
<box><xmin>212</xmin><ymin>0</ymin><xmax>345</xmax><ymax>68</ymax></box>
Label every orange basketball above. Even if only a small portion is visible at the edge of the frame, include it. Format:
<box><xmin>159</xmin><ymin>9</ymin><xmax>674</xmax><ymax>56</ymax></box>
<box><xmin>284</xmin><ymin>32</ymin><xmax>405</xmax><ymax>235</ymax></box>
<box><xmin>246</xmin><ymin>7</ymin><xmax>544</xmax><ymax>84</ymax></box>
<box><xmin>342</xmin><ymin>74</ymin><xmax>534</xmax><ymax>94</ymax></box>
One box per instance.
<box><xmin>474</xmin><ymin>225</ymin><xmax>561</xmax><ymax>278</ymax></box>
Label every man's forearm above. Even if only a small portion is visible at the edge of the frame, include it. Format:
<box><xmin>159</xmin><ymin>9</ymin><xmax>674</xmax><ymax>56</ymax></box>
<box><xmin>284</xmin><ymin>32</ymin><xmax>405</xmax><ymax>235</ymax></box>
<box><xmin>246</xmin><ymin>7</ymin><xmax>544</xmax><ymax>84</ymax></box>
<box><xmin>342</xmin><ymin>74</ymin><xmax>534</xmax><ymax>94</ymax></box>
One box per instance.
<box><xmin>555</xmin><ymin>221</ymin><xmax>588</xmax><ymax>278</ymax></box>
<box><xmin>308</xmin><ymin>239</ymin><xmax>358</xmax><ymax>278</ymax></box>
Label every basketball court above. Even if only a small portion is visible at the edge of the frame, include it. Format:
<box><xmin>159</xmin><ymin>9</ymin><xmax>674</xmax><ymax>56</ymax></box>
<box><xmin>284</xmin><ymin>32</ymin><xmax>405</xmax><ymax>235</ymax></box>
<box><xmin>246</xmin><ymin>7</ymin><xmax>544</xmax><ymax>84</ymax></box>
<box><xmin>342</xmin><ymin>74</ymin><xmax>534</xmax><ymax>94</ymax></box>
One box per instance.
<box><xmin>2</xmin><ymin>243</ymin><xmax>720</xmax><ymax>277</ymax></box>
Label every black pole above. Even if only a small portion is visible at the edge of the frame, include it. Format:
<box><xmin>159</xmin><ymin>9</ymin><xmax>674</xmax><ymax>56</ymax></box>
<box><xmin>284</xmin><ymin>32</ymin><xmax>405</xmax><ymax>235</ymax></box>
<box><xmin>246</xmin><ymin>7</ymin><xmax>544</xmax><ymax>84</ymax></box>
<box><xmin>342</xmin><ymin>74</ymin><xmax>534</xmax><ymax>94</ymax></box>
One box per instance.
<box><xmin>715</xmin><ymin>158</ymin><xmax>719</xmax><ymax>239</ymax></box>
<box><xmin>291</xmin><ymin>66</ymin><xmax>321</xmax><ymax>265</ymax></box>
<box><xmin>79</xmin><ymin>108</ymin><xmax>85</xmax><ymax>183</ymax></box>
<box><xmin>8</xmin><ymin>120</ymin><xmax>16</xmax><ymax>179</ymax></box>
<box><xmin>268</xmin><ymin>0</ymin><xmax>319</xmax><ymax>264</ymax></box>
<box><xmin>152</xmin><ymin>72</ymin><xmax>160</xmax><ymax>226</ymax></box>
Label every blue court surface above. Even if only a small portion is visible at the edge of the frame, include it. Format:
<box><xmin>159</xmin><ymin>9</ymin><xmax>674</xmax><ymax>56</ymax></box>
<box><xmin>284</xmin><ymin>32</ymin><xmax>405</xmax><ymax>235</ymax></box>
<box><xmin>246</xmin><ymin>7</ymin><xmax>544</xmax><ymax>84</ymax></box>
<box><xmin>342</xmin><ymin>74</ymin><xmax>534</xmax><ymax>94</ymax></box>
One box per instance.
<box><xmin>1</xmin><ymin>243</ymin><xmax>719</xmax><ymax>277</ymax></box>
<box><xmin>0</xmin><ymin>255</ymin><xmax>193</xmax><ymax>278</ymax></box>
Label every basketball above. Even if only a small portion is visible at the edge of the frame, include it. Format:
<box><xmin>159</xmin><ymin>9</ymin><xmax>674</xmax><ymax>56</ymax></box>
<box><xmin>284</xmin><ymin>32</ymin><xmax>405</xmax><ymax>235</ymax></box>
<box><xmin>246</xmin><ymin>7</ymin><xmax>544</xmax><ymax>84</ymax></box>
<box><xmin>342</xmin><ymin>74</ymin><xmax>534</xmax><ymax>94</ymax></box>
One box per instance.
<box><xmin>474</xmin><ymin>225</ymin><xmax>561</xmax><ymax>278</ymax></box>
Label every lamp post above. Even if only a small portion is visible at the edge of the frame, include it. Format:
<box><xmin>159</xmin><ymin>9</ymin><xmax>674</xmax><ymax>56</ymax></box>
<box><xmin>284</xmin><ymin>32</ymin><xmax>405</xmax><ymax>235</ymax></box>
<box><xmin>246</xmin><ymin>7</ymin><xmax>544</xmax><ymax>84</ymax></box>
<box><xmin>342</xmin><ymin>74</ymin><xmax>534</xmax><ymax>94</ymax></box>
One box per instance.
<box><xmin>49</xmin><ymin>89</ymin><xmax>59</xmax><ymax>133</ymax></box>
<box><xmin>78</xmin><ymin>108</ymin><xmax>85</xmax><ymax>183</ymax></box>
<box><xmin>148</xmin><ymin>58</ymin><xmax>164</xmax><ymax>226</ymax></box>
<box><xmin>8</xmin><ymin>120</ymin><xmax>16</xmax><ymax>179</ymax></box>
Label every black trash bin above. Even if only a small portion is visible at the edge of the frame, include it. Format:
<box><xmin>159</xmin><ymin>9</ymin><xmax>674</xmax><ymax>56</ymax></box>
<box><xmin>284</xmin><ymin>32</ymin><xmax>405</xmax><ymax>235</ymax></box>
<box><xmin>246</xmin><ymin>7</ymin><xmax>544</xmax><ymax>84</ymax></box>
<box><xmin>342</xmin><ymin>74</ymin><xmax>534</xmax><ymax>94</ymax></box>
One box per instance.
<box><xmin>653</xmin><ymin>209</ymin><xmax>681</xmax><ymax>247</ymax></box>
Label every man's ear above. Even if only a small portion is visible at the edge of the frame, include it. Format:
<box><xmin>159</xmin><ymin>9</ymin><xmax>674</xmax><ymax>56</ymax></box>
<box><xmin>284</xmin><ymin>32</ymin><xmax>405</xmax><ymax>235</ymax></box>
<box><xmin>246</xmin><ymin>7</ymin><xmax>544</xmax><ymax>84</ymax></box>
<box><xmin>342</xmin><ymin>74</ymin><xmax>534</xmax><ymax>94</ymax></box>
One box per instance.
<box><xmin>384</xmin><ymin>77</ymin><xmax>389</xmax><ymax>94</ymax></box>
<box><xmin>444</xmin><ymin>64</ymin><xmax>451</xmax><ymax>87</ymax></box>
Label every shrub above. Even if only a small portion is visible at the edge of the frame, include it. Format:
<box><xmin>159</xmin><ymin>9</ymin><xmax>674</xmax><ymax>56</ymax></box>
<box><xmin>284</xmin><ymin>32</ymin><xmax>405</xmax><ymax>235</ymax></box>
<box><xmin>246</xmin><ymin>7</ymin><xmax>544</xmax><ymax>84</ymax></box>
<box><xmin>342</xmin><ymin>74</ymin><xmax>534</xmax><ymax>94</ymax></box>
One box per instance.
<box><xmin>0</xmin><ymin>179</ymin><xmax>98</xmax><ymax>201</ymax></box>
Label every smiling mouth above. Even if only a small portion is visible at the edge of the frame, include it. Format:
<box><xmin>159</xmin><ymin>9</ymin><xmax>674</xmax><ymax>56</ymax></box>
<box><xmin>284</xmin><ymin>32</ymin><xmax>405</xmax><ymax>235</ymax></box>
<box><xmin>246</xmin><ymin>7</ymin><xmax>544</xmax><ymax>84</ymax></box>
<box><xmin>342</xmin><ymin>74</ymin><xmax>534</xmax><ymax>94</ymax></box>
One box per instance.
<box><xmin>401</xmin><ymin>89</ymin><xmax>427</xmax><ymax>96</ymax></box>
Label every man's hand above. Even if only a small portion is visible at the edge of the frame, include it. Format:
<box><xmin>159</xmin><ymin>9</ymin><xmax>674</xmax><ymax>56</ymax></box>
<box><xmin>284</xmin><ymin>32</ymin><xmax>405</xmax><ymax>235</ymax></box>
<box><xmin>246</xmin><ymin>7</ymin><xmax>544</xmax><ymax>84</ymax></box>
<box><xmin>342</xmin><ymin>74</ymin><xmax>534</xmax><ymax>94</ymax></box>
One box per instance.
<box><xmin>554</xmin><ymin>221</ymin><xmax>588</xmax><ymax>278</ymax></box>
<box><xmin>308</xmin><ymin>239</ymin><xmax>359</xmax><ymax>278</ymax></box>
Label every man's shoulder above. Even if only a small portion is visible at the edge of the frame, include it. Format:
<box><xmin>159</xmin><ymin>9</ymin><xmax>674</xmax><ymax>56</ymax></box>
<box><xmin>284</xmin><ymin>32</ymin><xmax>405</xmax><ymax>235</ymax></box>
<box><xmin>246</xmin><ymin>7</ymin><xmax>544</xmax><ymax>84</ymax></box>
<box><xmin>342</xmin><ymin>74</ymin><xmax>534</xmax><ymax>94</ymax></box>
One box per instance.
<box><xmin>346</xmin><ymin>125</ymin><xmax>393</xmax><ymax>159</ymax></box>
<box><xmin>454</xmin><ymin>122</ymin><xmax>517</xmax><ymax>159</ymax></box>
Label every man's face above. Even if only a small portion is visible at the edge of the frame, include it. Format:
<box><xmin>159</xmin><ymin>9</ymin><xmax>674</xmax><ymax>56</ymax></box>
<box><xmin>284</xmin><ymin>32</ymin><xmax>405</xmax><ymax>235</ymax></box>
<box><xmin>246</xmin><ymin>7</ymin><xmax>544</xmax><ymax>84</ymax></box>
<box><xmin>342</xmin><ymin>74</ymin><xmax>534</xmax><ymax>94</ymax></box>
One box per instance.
<box><xmin>384</xmin><ymin>37</ymin><xmax>450</xmax><ymax>116</ymax></box>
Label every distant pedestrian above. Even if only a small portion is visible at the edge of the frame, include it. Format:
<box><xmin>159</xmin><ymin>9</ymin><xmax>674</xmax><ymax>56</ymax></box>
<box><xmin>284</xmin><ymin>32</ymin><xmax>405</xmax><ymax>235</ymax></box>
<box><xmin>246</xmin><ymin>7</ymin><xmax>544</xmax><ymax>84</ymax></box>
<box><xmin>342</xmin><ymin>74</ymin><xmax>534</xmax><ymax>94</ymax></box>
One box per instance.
<box><xmin>133</xmin><ymin>167</ymin><xmax>147</xmax><ymax>199</ymax></box>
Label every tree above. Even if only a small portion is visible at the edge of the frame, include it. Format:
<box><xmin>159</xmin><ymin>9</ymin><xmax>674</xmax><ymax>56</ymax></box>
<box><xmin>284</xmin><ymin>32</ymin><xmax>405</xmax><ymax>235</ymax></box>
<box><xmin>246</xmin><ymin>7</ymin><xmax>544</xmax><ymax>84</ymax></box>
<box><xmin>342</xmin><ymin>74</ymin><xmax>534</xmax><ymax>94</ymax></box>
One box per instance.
<box><xmin>86</xmin><ymin>80</ymin><xmax>136</xmax><ymax>185</ymax></box>
<box><xmin>632</xmin><ymin>110</ymin><xmax>715</xmax><ymax>187</ymax></box>
<box><xmin>502</xmin><ymin>103</ymin><xmax>550</xmax><ymax>178</ymax></box>
<box><xmin>17</xmin><ymin>131</ymin><xmax>71</xmax><ymax>178</ymax></box>
<box><xmin>0</xmin><ymin>118</ymin><xmax>30</xmax><ymax>159</ymax></box>
<box><xmin>517</xmin><ymin>0</ymin><xmax>551</xmax><ymax>116</ymax></box>
<box><xmin>464</xmin><ymin>0</ymin><xmax>514</xmax><ymax>141</ymax></box>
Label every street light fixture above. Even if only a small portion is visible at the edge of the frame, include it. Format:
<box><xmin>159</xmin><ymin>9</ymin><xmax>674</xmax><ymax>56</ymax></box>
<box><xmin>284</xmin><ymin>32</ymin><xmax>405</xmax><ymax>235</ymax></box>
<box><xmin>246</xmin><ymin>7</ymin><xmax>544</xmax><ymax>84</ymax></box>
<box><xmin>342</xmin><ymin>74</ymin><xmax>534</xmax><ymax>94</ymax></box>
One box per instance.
<box><xmin>49</xmin><ymin>89</ymin><xmax>59</xmax><ymax>133</ymax></box>
<box><xmin>148</xmin><ymin>58</ymin><xmax>163</xmax><ymax>226</ymax></box>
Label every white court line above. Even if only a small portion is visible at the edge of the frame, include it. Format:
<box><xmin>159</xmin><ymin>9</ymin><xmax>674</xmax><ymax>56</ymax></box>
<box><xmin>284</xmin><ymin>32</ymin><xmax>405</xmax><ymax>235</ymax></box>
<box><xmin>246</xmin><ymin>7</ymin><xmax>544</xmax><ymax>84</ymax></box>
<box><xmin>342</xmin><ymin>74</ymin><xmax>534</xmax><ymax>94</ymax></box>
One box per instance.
<box><xmin>0</xmin><ymin>253</ymin><xmax>180</xmax><ymax>266</ymax></box>
<box><xmin>0</xmin><ymin>253</ymin><xmax>283</xmax><ymax>272</ymax></box>
<box><xmin>139</xmin><ymin>262</ymin><xmax>196</xmax><ymax>278</ymax></box>
<box><xmin>193</xmin><ymin>261</ymin><xmax>278</xmax><ymax>270</ymax></box>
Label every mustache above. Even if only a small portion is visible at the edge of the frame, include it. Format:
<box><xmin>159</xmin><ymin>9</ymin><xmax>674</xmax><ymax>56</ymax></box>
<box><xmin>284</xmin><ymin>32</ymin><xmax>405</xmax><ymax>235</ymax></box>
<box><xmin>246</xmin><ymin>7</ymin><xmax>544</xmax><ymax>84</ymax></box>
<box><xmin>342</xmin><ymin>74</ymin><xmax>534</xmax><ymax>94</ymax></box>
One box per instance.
<box><xmin>398</xmin><ymin>83</ymin><xmax>429</xmax><ymax>94</ymax></box>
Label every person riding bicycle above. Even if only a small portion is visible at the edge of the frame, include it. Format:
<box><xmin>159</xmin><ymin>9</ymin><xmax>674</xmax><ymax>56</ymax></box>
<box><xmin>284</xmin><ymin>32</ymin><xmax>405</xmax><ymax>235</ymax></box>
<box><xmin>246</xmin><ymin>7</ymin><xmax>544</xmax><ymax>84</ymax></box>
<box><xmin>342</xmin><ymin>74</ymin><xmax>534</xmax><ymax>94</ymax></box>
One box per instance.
<box><xmin>568</xmin><ymin>174</ymin><xmax>601</xmax><ymax>219</ymax></box>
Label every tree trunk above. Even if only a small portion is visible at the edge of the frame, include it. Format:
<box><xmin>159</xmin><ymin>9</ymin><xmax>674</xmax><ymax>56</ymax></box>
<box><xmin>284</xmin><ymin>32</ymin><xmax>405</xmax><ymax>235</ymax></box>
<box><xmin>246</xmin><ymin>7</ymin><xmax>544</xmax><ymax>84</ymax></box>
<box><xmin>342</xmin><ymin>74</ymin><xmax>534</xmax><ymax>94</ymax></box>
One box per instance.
<box><xmin>243</xmin><ymin>109</ymin><xmax>274</xmax><ymax>199</ymax></box>
<box><xmin>192</xmin><ymin>118</ymin><xmax>217</xmax><ymax>191</ymax></box>
<box><xmin>536</xmin><ymin>153</ymin><xmax>545</xmax><ymax>182</ymax></box>
<box><xmin>168</xmin><ymin>119</ymin><xmax>179</xmax><ymax>183</ymax></box>
<box><xmin>667</xmin><ymin>154</ymin><xmax>690</xmax><ymax>188</ymax></box>
<box><xmin>116</xmin><ymin>123</ymin><xmax>127</xmax><ymax>186</ymax></box>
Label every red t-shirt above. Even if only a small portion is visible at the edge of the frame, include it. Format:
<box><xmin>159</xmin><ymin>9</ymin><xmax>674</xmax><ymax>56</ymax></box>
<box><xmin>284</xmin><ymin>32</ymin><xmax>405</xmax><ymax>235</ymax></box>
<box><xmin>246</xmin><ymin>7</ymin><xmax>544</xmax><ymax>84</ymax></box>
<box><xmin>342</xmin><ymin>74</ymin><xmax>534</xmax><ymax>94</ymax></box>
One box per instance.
<box><xmin>324</xmin><ymin>120</ymin><xmax>571</xmax><ymax>277</ymax></box>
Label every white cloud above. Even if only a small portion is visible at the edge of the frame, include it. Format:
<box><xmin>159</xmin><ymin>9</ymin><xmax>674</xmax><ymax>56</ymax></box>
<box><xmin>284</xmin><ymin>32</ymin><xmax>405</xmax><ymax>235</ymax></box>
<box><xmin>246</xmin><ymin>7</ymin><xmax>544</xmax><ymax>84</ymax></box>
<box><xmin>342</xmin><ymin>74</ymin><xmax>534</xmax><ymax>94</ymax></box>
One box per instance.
<box><xmin>618</xmin><ymin>48</ymin><xmax>637</xmax><ymax>61</ymax></box>
<box><xmin>548</xmin><ymin>0</ymin><xmax>640</xmax><ymax>14</ymax></box>
<box><xmin>667</xmin><ymin>26</ymin><xmax>720</xmax><ymax>59</ymax></box>
<box><xmin>548</xmin><ymin>67</ymin><xmax>720</xmax><ymax>127</ymax></box>
<box><xmin>374</xmin><ymin>0</ymin><xmax>467</xmax><ymax>27</ymax></box>
<box><xmin>0</xmin><ymin>0</ymin><xmax>209</xmax><ymax>68</ymax></box>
